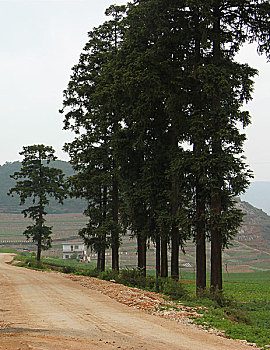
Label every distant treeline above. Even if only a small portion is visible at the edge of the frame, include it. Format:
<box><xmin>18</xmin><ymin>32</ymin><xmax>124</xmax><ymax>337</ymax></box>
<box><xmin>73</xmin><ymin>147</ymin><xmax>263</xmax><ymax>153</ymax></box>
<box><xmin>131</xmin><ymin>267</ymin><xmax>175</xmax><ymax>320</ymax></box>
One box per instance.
<box><xmin>0</xmin><ymin>160</ymin><xmax>86</xmax><ymax>214</ymax></box>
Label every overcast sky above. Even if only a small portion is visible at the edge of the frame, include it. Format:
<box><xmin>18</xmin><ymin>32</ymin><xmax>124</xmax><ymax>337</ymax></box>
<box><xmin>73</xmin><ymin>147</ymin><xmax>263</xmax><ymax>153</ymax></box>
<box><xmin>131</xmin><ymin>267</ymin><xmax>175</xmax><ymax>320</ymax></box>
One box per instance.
<box><xmin>0</xmin><ymin>1</ymin><xmax>269</xmax><ymax>182</ymax></box>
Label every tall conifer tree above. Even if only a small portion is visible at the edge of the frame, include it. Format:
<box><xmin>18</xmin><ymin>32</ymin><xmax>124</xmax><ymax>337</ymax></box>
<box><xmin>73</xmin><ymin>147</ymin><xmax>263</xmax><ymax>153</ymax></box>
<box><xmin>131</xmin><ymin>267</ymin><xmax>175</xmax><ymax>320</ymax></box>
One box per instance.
<box><xmin>9</xmin><ymin>145</ymin><xmax>66</xmax><ymax>261</ymax></box>
<box><xmin>61</xmin><ymin>6</ymin><xmax>126</xmax><ymax>271</ymax></box>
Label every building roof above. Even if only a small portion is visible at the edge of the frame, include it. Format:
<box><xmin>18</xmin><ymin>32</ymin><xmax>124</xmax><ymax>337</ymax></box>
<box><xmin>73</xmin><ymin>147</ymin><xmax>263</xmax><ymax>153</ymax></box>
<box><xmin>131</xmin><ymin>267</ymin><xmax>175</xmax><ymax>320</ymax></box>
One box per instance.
<box><xmin>62</xmin><ymin>242</ymin><xmax>84</xmax><ymax>245</ymax></box>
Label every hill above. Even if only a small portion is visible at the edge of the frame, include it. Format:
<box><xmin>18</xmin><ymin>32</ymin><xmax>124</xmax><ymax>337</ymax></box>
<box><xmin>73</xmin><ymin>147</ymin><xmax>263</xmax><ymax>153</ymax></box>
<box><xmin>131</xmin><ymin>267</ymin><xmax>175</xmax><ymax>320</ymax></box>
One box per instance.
<box><xmin>0</xmin><ymin>160</ymin><xmax>86</xmax><ymax>214</ymax></box>
<box><xmin>0</xmin><ymin>198</ymin><xmax>269</xmax><ymax>273</ymax></box>
<box><xmin>241</xmin><ymin>181</ymin><xmax>270</xmax><ymax>215</ymax></box>
<box><xmin>236</xmin><ymin>198</ymin><xmax>270</xmax><ymax>251</ymax></box>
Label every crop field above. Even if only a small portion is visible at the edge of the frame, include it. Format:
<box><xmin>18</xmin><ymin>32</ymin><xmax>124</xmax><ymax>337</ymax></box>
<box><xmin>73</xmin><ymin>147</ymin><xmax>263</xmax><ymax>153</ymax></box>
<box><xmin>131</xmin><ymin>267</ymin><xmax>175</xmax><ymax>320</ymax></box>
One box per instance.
<box><xmin>0</xmin><ymin>213</ymin><xmax>269</xmax><ymax>272</ymax></box>
<box><xmin>209</xmin><ymin>272</ymin><xmax>270</xmax><ymax>346</ymax></box>
<box><xmin>0</xmin><ymin>213</ymin><xmax>87</xmax><ymax>242</ymax></box>
<box><xmin>181</xmin><ymin>271</ymin><xmax>270</xmax><ymax>347</ymax></box>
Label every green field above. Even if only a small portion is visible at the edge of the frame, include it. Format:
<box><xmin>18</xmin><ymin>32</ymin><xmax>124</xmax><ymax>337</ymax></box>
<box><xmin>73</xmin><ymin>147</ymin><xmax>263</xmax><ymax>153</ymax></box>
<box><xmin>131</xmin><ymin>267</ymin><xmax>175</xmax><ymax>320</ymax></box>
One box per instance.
<box><xmin>0</xmin><ymin>213</ymin><xmax>87</xmax><ymax>241</ymax></box>
<box><xmin>203</xmin><ymin>272</ymin><xmax>269</xmax><ymax>347</ymax></box>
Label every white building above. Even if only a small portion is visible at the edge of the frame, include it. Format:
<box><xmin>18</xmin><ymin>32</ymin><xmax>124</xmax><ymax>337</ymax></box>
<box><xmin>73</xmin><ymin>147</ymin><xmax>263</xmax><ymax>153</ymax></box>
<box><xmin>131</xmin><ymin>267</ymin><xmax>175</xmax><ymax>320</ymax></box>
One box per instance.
<box><xmin>62</xmin><ymin>242</ymin><xmax>90</xmax><ymax>261</ymax></box>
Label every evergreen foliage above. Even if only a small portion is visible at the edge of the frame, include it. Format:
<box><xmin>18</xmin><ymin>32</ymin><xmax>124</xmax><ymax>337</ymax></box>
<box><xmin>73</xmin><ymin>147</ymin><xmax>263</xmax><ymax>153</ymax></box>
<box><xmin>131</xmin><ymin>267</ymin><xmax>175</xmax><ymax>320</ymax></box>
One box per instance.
<box><xmin>61</xmin><ymin>5</ymin><xmax>126</xmax><ymax>272</ymax></box>
<box><xmin>61</xmin><ymin>0</ymin><xmax>270</xmax><ymax>291</ymax></box>
<box><xmin>8</xmin><ymin>145</ymin><xmax>67</xmax><ymax>260</ymax></box>
<box><xmin>0</xmin><ymin>160</ymin><xmax>85</xmax><ymax>214</ymax></box>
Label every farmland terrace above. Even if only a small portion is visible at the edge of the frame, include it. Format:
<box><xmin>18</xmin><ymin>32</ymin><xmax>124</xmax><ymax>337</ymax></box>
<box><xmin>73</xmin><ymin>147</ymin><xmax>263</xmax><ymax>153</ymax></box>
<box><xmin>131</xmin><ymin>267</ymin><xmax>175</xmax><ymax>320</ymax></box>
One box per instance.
<box><xmin>0</xmin><ymin>209</ymin><xmax>269</xmax><ymax>273</ymax></box>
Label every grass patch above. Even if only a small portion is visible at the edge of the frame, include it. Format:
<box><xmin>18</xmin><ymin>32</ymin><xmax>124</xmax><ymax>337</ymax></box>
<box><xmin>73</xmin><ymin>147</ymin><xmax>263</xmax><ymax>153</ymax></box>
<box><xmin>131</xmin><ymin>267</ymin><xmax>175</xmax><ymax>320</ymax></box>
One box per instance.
<box><xmin>189</xmin><ymin>273</ymin><xmax>270</xmax><ymax>347</ymax></box>
<box><xmin>117</xmin><ymin>269</ymin><xmax>188</xmax><ymax>299</ymax></box>
<box><xmin>15</xmin><ymin>255</ymin><xmax>47</xmax><ymax>270</ymax></box>
<box><xmin>0</xmin><ymin>247</ymin><xmax>20</xmax><ymax>254</ymax></box>
<box><xmin>43</xmin><ymin>257</ymin><xmax>96</xmax><ymax>271</ymax></box>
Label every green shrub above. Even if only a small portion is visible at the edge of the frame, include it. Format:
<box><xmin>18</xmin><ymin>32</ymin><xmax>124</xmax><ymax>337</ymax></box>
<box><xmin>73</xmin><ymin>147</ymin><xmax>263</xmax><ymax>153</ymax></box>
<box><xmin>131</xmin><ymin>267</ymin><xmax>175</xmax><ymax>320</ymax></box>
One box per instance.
<box><xmin>109</xmin><ymin>269</ymin><xmax>188</xmax><ymax>300</ymax></box>
<box><xmin>83</xmin><ymin>269</ymin><xmax>99</xmax><ymax>278</ymax></box>
<box><xmin>195</xmin><ymin>289</ymin><xmax>236</xmax><ymax>308</ymax></box>
<box><xmin>145</xmin><ymin>278</ymin><xmax>156</xmax><ymax>291</ymax></box>
<box><xmin>211</xmin><ymin>290</ymin><xmax>236</xmax><ymax>308</ymax></box>
<box><xmin>118</xmin><ymin>268</ymin><xmax>147</xmax><ymax>288</ymax></box>
<box><xmin>19</xmin><ymin>257</ymin><xmax>46</xmax><ymax>270</ymax></box>
<box><xmin>160</xmin><ymin>278</ymin><xmax>187</xmax><ymax>300</ymax></box>
<box><xmin>61</xmin><ymin>266</ymin><xmax>77</xmax><ymax>274</ymax></box>
<box><xmin>98</xmin><ymin>269</ymin><xmax>119</xmax><ymax>282</ymax></box>
<box><xmin>224</xmin><ymin>307</ymin><xmax>252</xmax><ymax>325</ymax></box>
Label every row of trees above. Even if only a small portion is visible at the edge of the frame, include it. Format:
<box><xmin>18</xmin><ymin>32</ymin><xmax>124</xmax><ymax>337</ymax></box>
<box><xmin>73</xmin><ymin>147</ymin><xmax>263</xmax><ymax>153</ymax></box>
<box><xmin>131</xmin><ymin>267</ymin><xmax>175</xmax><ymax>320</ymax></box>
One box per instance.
<box><xmin>61</xmin><ymin>0</ymin><xmax>269</xmax><ymax>293</ymax></box>
<box><xmin>10</xmin><ymin>1</ymin><xmax>269</xmax><ymax>294</ymax></box>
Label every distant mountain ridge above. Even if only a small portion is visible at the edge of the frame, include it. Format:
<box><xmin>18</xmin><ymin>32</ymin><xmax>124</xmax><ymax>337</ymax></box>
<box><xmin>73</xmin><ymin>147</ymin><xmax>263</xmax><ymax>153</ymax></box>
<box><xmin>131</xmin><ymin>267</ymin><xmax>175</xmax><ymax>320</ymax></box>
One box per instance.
<box><xmin>0</xmin><ymin>160</ymin><xmax>86</xmax><ymax>214</ymax></box>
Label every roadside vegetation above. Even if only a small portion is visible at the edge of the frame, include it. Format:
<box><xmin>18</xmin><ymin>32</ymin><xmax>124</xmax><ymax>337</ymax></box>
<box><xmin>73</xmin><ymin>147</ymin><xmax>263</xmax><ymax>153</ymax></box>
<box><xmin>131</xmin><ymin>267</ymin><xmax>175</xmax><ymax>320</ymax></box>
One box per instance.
<box><xmin>13</xmin><ymin>252</ymin><xmax>270</xmax><ymax>348</ymax></box>
<box><xmin>0</xmin><ymin>247</ymin><xmax>19</xmax><ymax>254</ymax></box>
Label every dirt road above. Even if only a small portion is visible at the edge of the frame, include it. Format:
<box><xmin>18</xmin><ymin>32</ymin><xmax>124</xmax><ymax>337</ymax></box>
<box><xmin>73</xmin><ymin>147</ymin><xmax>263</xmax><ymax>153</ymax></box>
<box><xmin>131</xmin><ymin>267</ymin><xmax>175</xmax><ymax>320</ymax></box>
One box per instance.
<box><xmin>0</xmin><ymin>254</ymin><xmax>253</xmax><ymax>350</ymax></box>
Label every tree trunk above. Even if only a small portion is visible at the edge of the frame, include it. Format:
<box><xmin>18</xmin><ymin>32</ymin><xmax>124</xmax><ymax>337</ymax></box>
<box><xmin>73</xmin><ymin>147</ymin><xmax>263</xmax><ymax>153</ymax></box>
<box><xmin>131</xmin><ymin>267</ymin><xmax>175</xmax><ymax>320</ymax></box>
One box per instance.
<box><xmin>210</xmin><ymin>138</ymin><xmax>223</xmax><ymax>293</ymax></box>
<box><xmin>155</xmin><ymin>235</ymin><xmax>161</xmax><ymax>278</ymax></box>
<box><xmin>111</xmin><ymin>170</ymin><xmax>119</xmax><ymax>272</ymax></box>
<box><xmin>196</xmin><ymin>221</ymin><xmax>206</xmax><ymax>294</ymax></box>
<box><xmin>37</xmin><ymin>198</ymin><xmax>43</xmax><ymax>262</ymax></box>
<box><xmin>97</xmin><ymin>251</ymin><xmax>102</xmax><ymax>272</ymax></box>
<box><xmin>195</xmin><ymin>180</ymin><xmax>206</xmax><ymax>294</ymax></box>
<box><xmin>171</xmin><ymin>179</ymin><xmax>179</xmax><ymax>280</ymax></box>
<box><xmin>210</xmin><ymin>192</ymin><xmax>222</xmax><ymax>291</ymax></box>
<box><xmin>171</xmin><ymin>225</ymin><xmax>179</xmax><ymax>280</ymax></box>
<box><xmin>170</xmin><ymin>112</ymin><xmax>180</xmax><ymax>280</ymax></box>
<box><xmin>100</xmin><ymin>248</ymin><xmax>106</xmax><ymax>272</ymax></box>
<box><xmin>195</xmin><ymin>221</ymin><xmax>206</xmax><ymax>293</ymax></box>
<box><xmin>37</xmin><ymin>237</ymin><xmax>42</xmax><ymax>262</ymax></box>
<box><xmin>142</xmin><ymin>239</ymin><xmax>146</xmax><ymax>276</ymax></box>
<box><xmin>101</xmin><ymin>185</ymin><xmax>107</xmax><ymax>273</ymax></box>
<box><xmin>160</xmin><ymin>237</ymin><xmax>168</xmax><ymax>277</ymax></box>
<box><xmin>97</xmin><ymin>248</ymin><xmax>106</xmax><ymax>272</ymax></box>
<box><xmin>137</xmin><ymin>234</ymin><xmax>146</xmax><ymax>276</ymax></box>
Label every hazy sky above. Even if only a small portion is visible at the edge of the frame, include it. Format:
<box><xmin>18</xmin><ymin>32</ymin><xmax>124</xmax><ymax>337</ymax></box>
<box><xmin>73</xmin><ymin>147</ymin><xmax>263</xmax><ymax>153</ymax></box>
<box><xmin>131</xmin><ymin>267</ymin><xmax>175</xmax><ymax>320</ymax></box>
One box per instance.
<box><xmin>0</xmin><ymin>1</ymin><xmax>269</xmax><ymax>182</ymax></box>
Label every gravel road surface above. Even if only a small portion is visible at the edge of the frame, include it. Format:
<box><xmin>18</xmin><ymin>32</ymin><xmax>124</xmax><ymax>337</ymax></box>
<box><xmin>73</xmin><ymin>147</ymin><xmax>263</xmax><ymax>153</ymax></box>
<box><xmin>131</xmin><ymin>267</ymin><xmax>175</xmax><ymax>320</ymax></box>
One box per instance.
<box><xmin>0</xmin><ymin>254</ymin><xmax>253</xmax><ymax>350</ymax></box>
